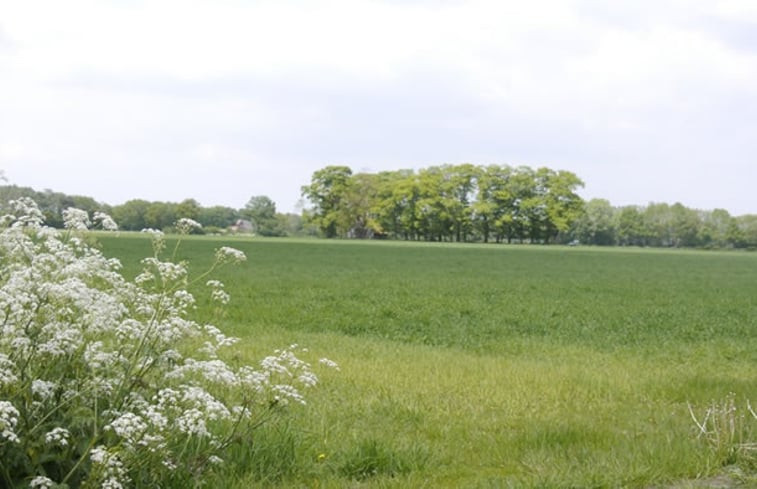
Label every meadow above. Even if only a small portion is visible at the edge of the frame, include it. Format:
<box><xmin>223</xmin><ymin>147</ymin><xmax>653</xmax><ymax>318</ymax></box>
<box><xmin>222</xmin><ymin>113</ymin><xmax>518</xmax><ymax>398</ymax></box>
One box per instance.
<box><xmin>99</xmin><ymin>235</ymin><xmax>757</xmax><ymax>488</ymax></box>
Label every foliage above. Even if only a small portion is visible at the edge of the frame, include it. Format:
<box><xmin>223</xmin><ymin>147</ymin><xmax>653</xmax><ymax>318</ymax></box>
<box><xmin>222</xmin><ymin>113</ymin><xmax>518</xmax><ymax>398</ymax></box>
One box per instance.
<box><xmin>0</xmin><ymin>200</ymin><xmax>335</xmax><ymax>488</ymax></box>
<box><xmin>0</xmin><ymin>186</ymin><xmax>111</xmax><ymax>229</ymax></box>
<box><xmin>242</xmin><ymin>196</ymin><xmax>284</xmax><ymax>237</ymax></box>
<box><xmin>568</xmin><ymin>201</ymin><xmax>757</xmax><ymax>249</ymax></box>
<box><xmin>301</xmin><ymin>164</ymin><xmax>585</xmax><ymax>242</ymax></box>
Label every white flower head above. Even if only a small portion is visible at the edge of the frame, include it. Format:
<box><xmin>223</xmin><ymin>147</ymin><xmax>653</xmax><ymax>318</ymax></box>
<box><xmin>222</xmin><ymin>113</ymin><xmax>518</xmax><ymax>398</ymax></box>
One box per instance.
<box><xmin>93</xmin><ymin>211</ymin><xmax>118</xmax><ymax>231</ymax></box>
<box><xmin>0</xmin><ymin>354</ymin><xmax>18</xmax><ymax>386</ymax></box>
<box><xmin>31</xmin><ymin>379</ymin><xmax>56</xmax><ymax>400</ymax></box>
<box><xmin>62</xmin><ymin>207</ymin><xmax>91</xmax><ymax>230</ymax></box>
<box><xmin>7</xmin><ymin>197</ymin><xmax>45</xmax><ymax>227</ymax></box>
<box><xmin>318</xmin><ymin>358</ymin><xmax>340</xmax><ymax>371</ymax></box>
<box><xmin>45</xmin><ymin>427</ymin><xmax>70</xmax><ymax>447</ymax></box>
<box><xmin>215</xmin><ymin>246</ymin><xmax>246</xmax><ymax>264</ymax></box>
<box><xmin>176</xmin><ymin>218</ymin><xmax>202</xmax><ymax>234</ymax></box>
<box><xmin>29</xmin><ymin>476</ymin><xmax>55</xmax><ymax>489</ymax></box>
<box><xmin>206</xmin><ymin>280</ymin><xmax>230</xmax><ymax>305</ymax></box>
<box><xmin>0</xmin><ymin>400</ymin><xmax>20</xmax><ymax>443</ymax></box>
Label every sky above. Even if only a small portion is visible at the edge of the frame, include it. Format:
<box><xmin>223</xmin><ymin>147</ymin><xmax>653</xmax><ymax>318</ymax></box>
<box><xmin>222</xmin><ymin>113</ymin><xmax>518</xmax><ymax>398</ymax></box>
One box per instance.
<box><xmin>1</xmin><ymin>0</ymin><xmax>756</xmax><ymax>215</ymax></box>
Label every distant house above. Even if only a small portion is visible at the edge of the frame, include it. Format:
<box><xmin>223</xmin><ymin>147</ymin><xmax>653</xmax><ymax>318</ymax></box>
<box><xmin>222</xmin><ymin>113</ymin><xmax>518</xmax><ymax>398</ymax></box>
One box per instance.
<box><xmin>230</xmin><ymin>219</ymin><xmax>254</xmax><ymax>233</ymax></box>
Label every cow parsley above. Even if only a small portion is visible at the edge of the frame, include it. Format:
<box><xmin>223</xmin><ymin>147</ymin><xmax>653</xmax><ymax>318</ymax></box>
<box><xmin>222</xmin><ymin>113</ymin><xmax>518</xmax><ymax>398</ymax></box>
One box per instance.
<box><xmin>0</xmin><ymin>199</ymin><xmax>337</xmax><ymax>488</ymax></box>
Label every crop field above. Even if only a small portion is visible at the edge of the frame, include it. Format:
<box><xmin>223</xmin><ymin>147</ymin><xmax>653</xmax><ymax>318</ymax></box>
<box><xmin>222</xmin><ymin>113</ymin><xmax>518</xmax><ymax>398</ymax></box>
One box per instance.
<box><xmin>99</xmin><ymin>235</ymin><xmax>757</xmax><ymax>488</ymax></box>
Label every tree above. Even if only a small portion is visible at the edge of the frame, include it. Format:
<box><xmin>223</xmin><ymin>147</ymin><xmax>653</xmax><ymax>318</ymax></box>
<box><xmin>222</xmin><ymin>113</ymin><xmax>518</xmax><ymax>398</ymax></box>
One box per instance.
<box><xmin>573</xmin><ymin>199</ymin><xmax>615</xmax><ymax>245</ymax></box>
<box><xmin>301</xmin><ymin>166</ymin><xmax>353</xmax><ymax>238</ymax></box>
<box><xmin>537</xmin><ymin>168</ymin><xmax>585</xmax><ymax>244</ymax></box>
<box><xmin>176</xmin><ymin>198</ymin><xmax>201</xmax><ymax>220</ymax></box>
<box><xmin>197</xmin><ymin>206</ymin><xmax>240</xmax><ymax>229</ymax></box>
<box><xmin>111</xmin><ymin>199</ymin><xmax>151</xmax><ymax>230</ymax></box>
<box><xmin>243</xmin><ymin>195</ymin><xmax>282</xmax><ymax>236</ymax></box>
<box><xmin>615</xmin><ymin>206</ymin><xmax>644</xmax><ymax>246</ymax></box>
<box><xmin>144</xmin><ymin>202</ymin><xmax>177</xmax><ymax>230</ymax></box>
<box><xmin>669</xmin><ymin>202</ymin><xmax>701</xmax><ymax>247</ymax></box>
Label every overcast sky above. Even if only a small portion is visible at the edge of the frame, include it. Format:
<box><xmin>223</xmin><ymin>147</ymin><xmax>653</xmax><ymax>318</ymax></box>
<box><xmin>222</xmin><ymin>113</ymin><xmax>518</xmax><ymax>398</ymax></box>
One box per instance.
<box><xmin>1</xmin><ymin>0</ymin><xmax>756</xmax><ymax>215</ymax></box>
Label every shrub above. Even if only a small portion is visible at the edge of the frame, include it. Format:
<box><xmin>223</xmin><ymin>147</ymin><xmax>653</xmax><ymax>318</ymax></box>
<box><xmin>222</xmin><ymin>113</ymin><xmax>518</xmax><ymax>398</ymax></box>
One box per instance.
<box><xmin>0</xmin><ymin>198</ymin><xmax>336</xmax><ymax>488</ymax></box>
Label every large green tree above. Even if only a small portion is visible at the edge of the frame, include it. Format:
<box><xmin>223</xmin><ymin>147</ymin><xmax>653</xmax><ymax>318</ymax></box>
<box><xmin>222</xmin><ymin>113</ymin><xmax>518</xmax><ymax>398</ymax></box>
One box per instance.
<box><xmin>243</xmin><ymin>195</ymin><xmax>282</xmax><ymax>236</ymax></box>
<box><xmin>301</xmin><ymin>166</ymin><xmax>353</xmax><ymax>237</ymax></box>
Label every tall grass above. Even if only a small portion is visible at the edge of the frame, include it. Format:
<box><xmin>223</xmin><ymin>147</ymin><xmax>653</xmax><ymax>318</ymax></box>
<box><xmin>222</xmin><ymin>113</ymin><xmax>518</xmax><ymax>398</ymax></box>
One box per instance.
<box><xmin>99</xmin><ymin>235</ymin><xmax>757</xmax><ymax>487</ymax></box>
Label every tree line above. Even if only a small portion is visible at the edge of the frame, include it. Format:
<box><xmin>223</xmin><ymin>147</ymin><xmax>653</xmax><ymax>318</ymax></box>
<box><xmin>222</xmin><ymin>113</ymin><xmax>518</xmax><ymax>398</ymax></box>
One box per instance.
<box><xmin>2</xmin><ymin>174</ymin><xmax>756</xmax><ymax>249</ymax></box>
<box><xmin>571</xmin><ymin>199</ymin><xmax>757</xmax><ymax>249</ymax></box>
<box><xmin>301</xmin><ymin>164</ymin><xmax>585</xmax><ymax>243</ymax></box>
<box><xmin>0</xmin><ymin>185</ymin><xmax>310</xmax><ymax>237</ymax></box>
<box><xmin>301</xmin><ymin>164</ymin><xmax>757</xmax><ymax>248</ymax></box>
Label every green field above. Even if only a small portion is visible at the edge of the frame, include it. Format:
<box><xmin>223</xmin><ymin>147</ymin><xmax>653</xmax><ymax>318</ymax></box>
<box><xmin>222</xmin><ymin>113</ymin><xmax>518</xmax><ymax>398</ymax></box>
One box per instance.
<box><xmin>99</xmin><ymin>235</ymin><xmax>757</xmax><ymax>488</ymax></box>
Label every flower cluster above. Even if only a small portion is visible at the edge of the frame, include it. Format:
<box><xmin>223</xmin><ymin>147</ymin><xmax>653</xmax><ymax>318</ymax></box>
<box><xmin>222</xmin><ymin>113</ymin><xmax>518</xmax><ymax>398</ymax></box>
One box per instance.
<box><xmin>0</xmin><ymin>200</ymin><xmax>337</xmax><ymax>488</ymax></box>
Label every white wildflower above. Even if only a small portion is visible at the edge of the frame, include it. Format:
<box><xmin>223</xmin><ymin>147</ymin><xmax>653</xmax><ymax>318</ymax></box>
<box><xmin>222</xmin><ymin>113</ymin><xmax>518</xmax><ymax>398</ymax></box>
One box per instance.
<box><xmin>0</xmin><ymin>353</ymin><xmax>17</xmax><ymax>386</ymax></box>
<box><xmin>175</xmin><ymin>218</ymin><xmax>202</xmax><ymax>234</ymax></box>
<box><xmin>90</xmin><ymin>446</ymin><xmax>129</xmax><ymax>488</ymax></box>
<box><xmin>29</xmin><ymin>476</ymin><xmax>55</xmax><ymax>488</ymax></box>
<box><xmin>45</xmin><ymin>427</ymin><xmax>70</xmax><ymax>447</ymax></box>
<box><xmin>214</xmin><ymin>246</ymin><xmax>246</xmax><ymax>264</ymax></box>
<box><xmin>106</xmin><ymin>412</ymin><xmax>147</xmax><ymax>445</ymax></box>
<box><xmin>176</xmin><ymin>408</ymin><xmax>209</xmax><ymax>437</ymax></box>
<box><xmin>298</xmin><ymin>371</ymin><xmax>318</xmax><ymax>387</ymax></box>
<box><xmin>93</xmin><ymin>211</ymin><xmax>118</xmax><ymax>231</ymax></box>
<box><xmin>0</xmin><ymin>400</ymin><xmax>20</xmax><ymax>443</ymax></box>
<box><xmin>271</xmin><ymin>384</ymin><xmax>306</xmax><ymax>406</ymax></box>
<box><xmin>0</xmin><ymin>198</ymin><xmax>334</xmax><ymax>484</ymax></box>
<box><xmin>206</xmin><ymin>280</ymin><xmax>230</xmax><ymax>305</ymax></box>
<box><xmin>62</xmin><ymin>207</ymin><xmax>91</xmax><ymax>230</ymax></box>
<box><xmin>319</xmin><ymin>357</ymin><xmax>340</xmax><ymax>370</ymax></box>
<box><xmin>31</xmin><ymin>379</ymin><xmax>57</xmax><ymax>400</ymax></box>
<box><xmin>8</xmin><ymin>197</ymin><xmax>44</xmax><ymax>228</ymax></box>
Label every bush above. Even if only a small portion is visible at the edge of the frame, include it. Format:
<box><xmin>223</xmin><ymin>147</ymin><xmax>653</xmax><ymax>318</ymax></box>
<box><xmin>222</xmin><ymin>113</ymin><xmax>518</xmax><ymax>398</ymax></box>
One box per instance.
<box><xmin>0</xmin><ymin>199</ymin><xmax>336</xmax><ymax>488</ymax></box>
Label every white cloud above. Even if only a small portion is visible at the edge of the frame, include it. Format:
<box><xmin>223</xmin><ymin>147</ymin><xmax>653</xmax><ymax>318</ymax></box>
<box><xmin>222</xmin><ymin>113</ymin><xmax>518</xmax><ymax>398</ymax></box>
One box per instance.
<box><xmin>0</xmin><ymin>0</ymin><xmax>756</xmax><ymax>214</ymax></box>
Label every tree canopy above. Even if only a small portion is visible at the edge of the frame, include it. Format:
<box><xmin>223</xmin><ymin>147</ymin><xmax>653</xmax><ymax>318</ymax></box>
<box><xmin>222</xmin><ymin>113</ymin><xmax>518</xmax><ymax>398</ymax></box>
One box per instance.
<box><xmin>301</xmin><ymin>164</ymin><xmax>585</xmax><ymax>243</ymax></box>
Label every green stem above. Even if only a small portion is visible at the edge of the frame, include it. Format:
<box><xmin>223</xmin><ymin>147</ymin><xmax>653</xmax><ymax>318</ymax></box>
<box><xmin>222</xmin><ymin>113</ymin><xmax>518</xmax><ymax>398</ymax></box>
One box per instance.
<box><xmin>60</xmin><ymin>436</ymin><xmax>98</xmax><ymax>485</ymax></box>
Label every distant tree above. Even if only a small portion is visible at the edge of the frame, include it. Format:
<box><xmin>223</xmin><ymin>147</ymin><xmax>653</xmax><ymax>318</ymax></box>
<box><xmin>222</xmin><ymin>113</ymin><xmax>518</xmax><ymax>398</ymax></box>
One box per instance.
<box><xmin>615</xmin><ymin>206</ymin><xmax>645</xmax><ymax>246</ymax></box>
<box><xmin>243</xmin><ymin>195</ymin><xmax>283</xmax><ymax>236</ymax></box>
<box><xmin>337</xmin><ymin>173</ymin><xmax>382</xmax><ymax>238</ymax></box>
<box><xmin>736</xmin><ymin>215</ymin><xmax>757</xmax><ymax>248</ymax></box>
<box><xmin>144</xmin><ymin>202</ymin><xmax>177</xmax><ymax>230</ymax></box>
<box><xmin>539</xmin><ymin>168</ymin><xmax>585</xmax><ymax>243</ymax></box>
<box><xmin>301</xmin><ymin>166</ymin><xmax>353</xmax><ymax>237</ymax></box>
<box><xmin>670</xmin><ymin>203</ymin><xmax>701</xmax><ymax>247</ymax></box>
<box><xmin>643</xmin><ymin>203</ymin><xmax>673</xmax><ymax>247</ymax></box>
<box><xmin>112</xmin><ymin>199</ymin><xmax>151</xmax><ymax>230</ymax></box>
<box><xmin>198</xmin><ymin>205</ymin><xmax>240</xmax><ymax>229</ymax></box>
<box><xmin>573</xmin><ymin>199</ymin><xmax>615</xmax><ymax>245</ymax></box>
<box><xmin>176</xmin><ymin>198</ymin><xmax>201</xmax><ymax>220</ymax></box>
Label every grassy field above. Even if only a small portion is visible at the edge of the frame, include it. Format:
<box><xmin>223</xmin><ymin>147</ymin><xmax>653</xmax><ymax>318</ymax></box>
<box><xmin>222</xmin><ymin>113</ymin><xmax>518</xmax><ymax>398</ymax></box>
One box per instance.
<box><xmin>98</xmin><ymin>235</ymin><xmax>757</xmax><ymax>488</ymax></box>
